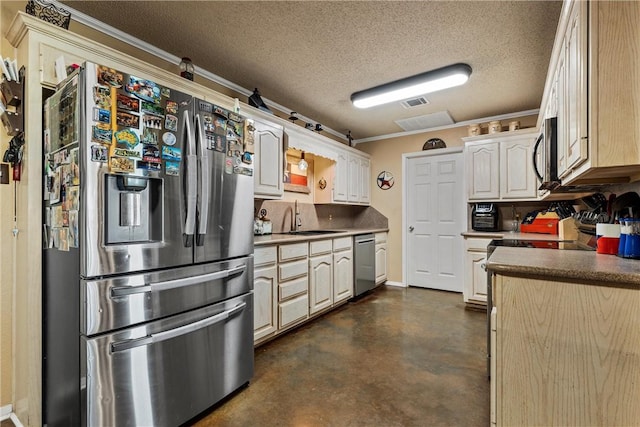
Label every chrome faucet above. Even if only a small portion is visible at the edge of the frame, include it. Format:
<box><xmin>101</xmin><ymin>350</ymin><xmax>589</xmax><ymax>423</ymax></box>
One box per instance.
<box><xmin>293</xmin><ymin>199</ymin><xmax>302</xmax><ymax>232</ymax></box>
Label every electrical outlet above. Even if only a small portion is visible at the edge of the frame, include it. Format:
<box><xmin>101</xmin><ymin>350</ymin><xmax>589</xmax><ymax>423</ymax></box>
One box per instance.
<box><xmin>0</xmin><ymin>163</ymin><xmax>9</xmax><ymax>184</ymax></box>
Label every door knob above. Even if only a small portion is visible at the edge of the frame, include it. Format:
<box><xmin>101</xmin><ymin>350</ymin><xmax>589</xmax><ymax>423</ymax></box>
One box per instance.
<box><xmin>409</xmin><ymin>226</ymin><xmax>414</xmax><ymax>232</ymax></box>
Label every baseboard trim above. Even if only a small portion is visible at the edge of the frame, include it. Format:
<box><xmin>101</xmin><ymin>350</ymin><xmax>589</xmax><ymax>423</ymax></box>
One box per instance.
<box><xmin>0</xmin><ymin>404</ymin><xmax>12</xmax><ymax>419</ymax></box>
<box><xmin>384</xmin><ymin>281</ymin><xmax>406</xmax><ymax>288</ymax></box>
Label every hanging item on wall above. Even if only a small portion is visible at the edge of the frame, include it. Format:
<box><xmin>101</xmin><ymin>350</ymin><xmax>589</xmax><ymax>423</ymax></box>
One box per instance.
<box><xmin>318</xmin><ymin>177</ymin><xmax>327</xmax><ymax>190</ymax></box>
<box><xmin>377</xmin><ymin>171</ymin><xmax>394</xmax><ymax>190</ymax></box>
<box><xmin>422</xmin><ymin>138</ymin><xmax>446</xmax><ymax>150</ymax></box>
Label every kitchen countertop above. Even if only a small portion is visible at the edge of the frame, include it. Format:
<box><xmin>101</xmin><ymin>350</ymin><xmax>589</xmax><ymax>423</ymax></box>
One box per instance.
<box><xmin>462</xmin><ymin>230</ymin><xmax>565</xmax><ymax>241</ymax></box>
<box><xmin>487</xmin><ymin>246</ymin><xmax>640</xmax><ymax>287</ymax></box>
<box><xmin>254</xmin><ymin>228</ymin><xmax>389</xmax><ymax>246</ymax></box>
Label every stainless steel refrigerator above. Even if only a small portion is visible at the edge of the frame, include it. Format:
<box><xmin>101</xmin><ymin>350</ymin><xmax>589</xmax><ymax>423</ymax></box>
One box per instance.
<box><xmin>43</xmin><ymin>62</ymin><xmax>255</xmax><ymax>426</ymax></box>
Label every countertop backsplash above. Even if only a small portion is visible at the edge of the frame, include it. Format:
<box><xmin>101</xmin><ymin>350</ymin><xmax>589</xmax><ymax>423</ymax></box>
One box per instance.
<box><xmin>254</xmin><ymin>199</ymin><xmax>388</xmax><ymax>234</ymax></box>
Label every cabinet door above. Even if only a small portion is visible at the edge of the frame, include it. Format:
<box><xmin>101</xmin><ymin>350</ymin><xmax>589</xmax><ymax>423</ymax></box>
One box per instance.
<box><xmin>347</xmin><ymin>155</ymin><xmax>361</xmax><ymax>202</ymax></box>
<box><xmin>500</xmin><ymin>138</ymin><xmax>538</xmax><ymax>199</ymax></box>
<box><xmin>253</xmin><ymin>265</ymin><xmax>277</xmax><ymax>341</ymax></box>
<box><xmin>253</xmin><ymin>119</ymin><xmax>284</xmax><ymax>198</ymax></box>
<box><xmin>333</xmin><ymin>250</ymin><xmax>353</xmax><ymax>303</ymax></box>
<box><xmin>375</xmin><ymin>243</ymin><xmax>387</xmax><ymax>285</ymax></box>
<box><xmin>556</xmin><ymin>44</ymin><xmax>568</xmax><ymax>178</ymax></box>
<box><xmin>333</xmin><ymin>151</ymin><xmax>348</xmax><ymax>202</ymax></box>
<box><xmin>309</xmin><ymin>254</ymin><xmax>333</xmax><ymax>315</ymax></box>
<box><xmin>359</xmin><ymin>157</ymin><xmax>371</xmax><ymax>205</ymax></box>
<box><xmin>464</xmin><ymin>250</ymin><xmax>488</xmax><ymax>304</ymax></box>
<box><xmin>564</xmin><ymin>0</ymin><xmax>588</xmax><ymax>173</ymax></box>
<box><xmin>467</xmin><ymin>142</ymin><xmax>500</xmax><ymax>200</ymax></box>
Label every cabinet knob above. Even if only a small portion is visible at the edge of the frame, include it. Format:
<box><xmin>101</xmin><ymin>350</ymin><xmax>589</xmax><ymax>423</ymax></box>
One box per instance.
<box><xmin>409</xmin><ymin>226</ymin><xmax>414</xmax><ymax>232</ymax></box>
<box><xmin>481</xmin><ymin>263</ymin><xmax>487</xmax><ymax>271</ymax></box>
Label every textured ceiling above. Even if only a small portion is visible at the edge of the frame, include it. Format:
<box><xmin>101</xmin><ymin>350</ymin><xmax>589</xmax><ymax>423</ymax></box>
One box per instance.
<box><xmin>60</xmin><ymin>1</ymin><xmax>562</xmax><ymax>140</ymax></box>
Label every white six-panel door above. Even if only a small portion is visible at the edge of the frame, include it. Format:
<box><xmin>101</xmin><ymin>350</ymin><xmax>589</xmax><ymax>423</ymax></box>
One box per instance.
<box><xmin>404</xmin><ymin>149</ymin><xmax>464</xmax><ymax>292</ymax></box>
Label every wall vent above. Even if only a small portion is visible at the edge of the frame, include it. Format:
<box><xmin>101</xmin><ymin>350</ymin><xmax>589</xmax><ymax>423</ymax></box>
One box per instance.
<box><xmin>400</xmin><ymin>97</ymin><xmax>430</xmax><ymax>108</ymax></box>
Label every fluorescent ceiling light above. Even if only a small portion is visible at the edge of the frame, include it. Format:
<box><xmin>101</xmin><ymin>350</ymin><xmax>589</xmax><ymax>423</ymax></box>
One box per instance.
<box><xmin>351</xmin><ymin>63</ymin><xmax>472</xmax><ymax>109</ymax></box>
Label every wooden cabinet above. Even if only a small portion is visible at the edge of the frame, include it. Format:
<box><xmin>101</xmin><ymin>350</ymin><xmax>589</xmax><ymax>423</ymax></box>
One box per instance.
<box><xmin>254</xmin><ymin>247</ymin><xmax>278</xmax><ymax>341</ymax></box>
<box><xmin>332</xmin><ymin>237</ymin><xmax>353</xmax><ymax>303</ymax></box>
<box><xmin>374</xmin><ymin>232</ymin><xmax>387</xmax><ymax>285</ymax></box>
<box><xmin>333</xmin><ymin>151</ymin><xmax>349</xmax><ymax>202</ymax></box>
<box><xmin>465</xmin><ymin>130</ymin><xmax>539</xmax><ymax>202</ymax></box>
<box><xmin>493</xmin><ymin>273</ymin><xmax>640</xmax><ymax>426</ymax></box>
<box><xmin>463</xmin><ymin>237</ymin><xmax>491</xmax><ymax>306</ymax></box>
<box><xmin>277</xmin><ymin>242</ymin><xmax>309</xmax><ymax>331</ymax></box>
<box><xmin>309</xmin><ymin>240</ymin><xmax>333</xmax><ymax>315</ymax></box>
<box><xmin>499</xmin><ymin>138</ymin><xmax>538</xmax><ymax>199</ymax></box>
<box><xmin>539</xmin><ymin>1</ymin><xmax>640</xmax><ymax>186</ymax></box>
<box><xmin>252</xmin><ymin>119</ymin><xmax>284</xmax><ymax>198</ymax></box>
<box><xmin>467</xmin><ymin>142</ymin><xmax>500</xmax><ymax>200</ymax></box>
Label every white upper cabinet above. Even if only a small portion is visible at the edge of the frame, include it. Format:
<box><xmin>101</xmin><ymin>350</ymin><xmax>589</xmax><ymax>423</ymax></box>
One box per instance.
<box><xmin>539</xmin><ymin>0</ymin><xmax>640</xmax><ymax>186</ymax></box>
<box><xmin>465</xmin><ymin>129</ymin><xmax>539</xmax><ymax>202</ymax></box>
<box><xmin>333</xmin><ymin>151</ymin><xmax>348</xmax><ymax>202</ymax></box>
<box><xmin>252</xmin><ymin>119</ymin><xmax>284</xmax><ymax>198</ymax></box>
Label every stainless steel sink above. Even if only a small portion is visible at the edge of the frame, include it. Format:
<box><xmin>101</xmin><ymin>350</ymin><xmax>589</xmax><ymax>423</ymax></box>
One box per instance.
<box><xmin>284</xmin><ymin>230</ymin><xmax>345</xmax><ymax>236</ymax></box>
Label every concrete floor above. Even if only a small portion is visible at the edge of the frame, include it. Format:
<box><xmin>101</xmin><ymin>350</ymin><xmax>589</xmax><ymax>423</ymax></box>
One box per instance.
<box><xmin>191</xmin><ymin>285</ymin><xmax>490</xmax><ymax>427</ymax></box>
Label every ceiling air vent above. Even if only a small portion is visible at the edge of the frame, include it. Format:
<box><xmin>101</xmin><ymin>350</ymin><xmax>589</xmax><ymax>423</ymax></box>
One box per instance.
<box><xmin>400</xmin><ymin>97</ymin><xmax>430</xmax><ymax>109</ymax></box>
<box><xmin>395</xmin><ymin>111</ymin><xmax>455</xmax><ymax>132</ymax></box>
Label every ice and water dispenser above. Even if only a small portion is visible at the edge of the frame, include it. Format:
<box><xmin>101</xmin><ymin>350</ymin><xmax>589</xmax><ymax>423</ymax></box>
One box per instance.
<box><xmin>105</xmin><ymin>174</ymin><xmax>163</xmax><ymax>244</ymax></box>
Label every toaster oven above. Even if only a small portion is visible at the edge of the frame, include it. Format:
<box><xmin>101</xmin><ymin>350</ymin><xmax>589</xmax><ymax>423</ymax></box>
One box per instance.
<box><xmin>471</xmin><ymin>203</ymin><xmax>499</xmax><ymax>231</ymax></box>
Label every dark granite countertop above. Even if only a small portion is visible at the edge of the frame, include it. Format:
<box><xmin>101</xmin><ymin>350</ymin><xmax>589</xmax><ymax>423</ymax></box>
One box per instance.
<box><xmin>254</xmin><ymin>228</ymin><xmax>389</xmax><ymax>246</ymax></box>
<box><xmin>487</xmin><ymin>246</ymin><xmax>640</xmax><ymax>286</ymax></box>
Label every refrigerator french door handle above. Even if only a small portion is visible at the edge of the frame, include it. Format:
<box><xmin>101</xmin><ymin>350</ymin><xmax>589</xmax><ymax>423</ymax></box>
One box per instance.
<box><xmin>195</xmin><ymin>113</ymin><xmax>210</xmax><ymax>246</ymax></box>
<box><xmin>110</xmin><ymin>302</ymin><xmax>247</xmax><ymax>353</ymax></box>
<box><xmin>109</xmin><ymin>264</ymin><xmax>247</xmax><ymax>297</ymax></box>
<box><xmin>183</xmin><ymin>109</ymin><xmax>198</xmax><ymax>247</ymax></box>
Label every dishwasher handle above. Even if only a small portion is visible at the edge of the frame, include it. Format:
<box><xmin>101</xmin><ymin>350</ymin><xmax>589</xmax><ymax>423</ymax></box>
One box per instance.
<box><xmin>356</xmin><ymin>238</ymin><xmax>375</xmax><ymax>245</ymax></box>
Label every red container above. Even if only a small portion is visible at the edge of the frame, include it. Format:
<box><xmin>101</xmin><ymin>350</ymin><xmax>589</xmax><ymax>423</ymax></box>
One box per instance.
<box><xmin>520</xmin><ymin>218</ymin><xmax>559</xmax><ymax>234</ymax></box>
<box><xmin>597</xmin><ymin>236</ymin><xmax>620</xmax><ymax>254</ymax></box>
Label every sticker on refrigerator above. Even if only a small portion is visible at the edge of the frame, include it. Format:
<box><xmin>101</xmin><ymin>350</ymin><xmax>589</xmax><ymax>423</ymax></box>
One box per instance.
<box><xmin>125</xmin><ymin>76</ymin><xmax>161</xmax><ymax>103</ymax></box>
<box><xmin>143</xmin><ymin>114</ymin><xmax>162</xmax><ymax>130</ymax></box>
<box><xmin>114</xmin><ymin>148</ymin><xmax>142</xmax><ymax>159</ymax></box>
<box><xmin>165</xmin><ymin>161</ymin><xmax>180</xmax><ymax>176</ymax></box>
<box><xmin>93</xmin><ymin>85</ymin><xmax>111</xmax><ymax>109</ymax></box>
<box><xmin>97</xmin><ymin>65</ymin><xmax>123</xmax><ymax>87</ymax></box>
<box><xmin>141</xmin><ymin>128</ymin><xmax>159</xmax><ymax>145</ymax></box>
<box><xmin>93</xmin><ymin>107</ymin><xmax>111</xmax><ymax>124</ymax></box>
<box><xmin>141</xmin><ymin>100</ymin><xmax>164</xmax><ymax>116</ymax></box>
<box><xmin>213</xmin><ymin>105</ymin><xmax>229</xmax><ymax>118</ymax></box>
<box><xmin>49</xmin><ymin>168</ymin><xmax>61</xmax><ymax>203</ymax></box>
<box><xmin>114</xmin><ymin>129</ymin><xmax>139</xmax><ymax>148</ymax></box>
<box><xmin>242</xmin><ymin>151</ymin><xmax>252</xmax><ymax>164</ymax></box>
<box><xmin>225</xmin><ymin>157</ymin><xmax>233</xmax><ymax>174</ymax></box>
<box><xmin>137</xmin><ymin>160</ymin><xmax>162</xmax><ymax>171</ymax></box>
<box><xmin>161</xmin><ymin>145</ymin><xmax>181</xmax><ymax>161</ymax></box>
<box><xmin>165</xmin><ymin>100</ymin><xmax>178</xmax><ymax>115</ymax></box>
<box><xmin>68</xmin><ymin>210</ymin><xmax>79</xmax><ymax>248</ymax></box>
<box><xmin>110</xmin><ymin>156</ymin><xmax>135</xmax><ymax>173</ymax></box>
<box><xmin>213</xmin><ymin>115</ymin><xmax>226</xmax><ymax>135</ymax></box>
<box><xmin>203</xmin><ymin>114</ymin><xmax>214</xmax><ymax>132</ymax></box>
<box><xmin>92</xmin><ymin>126</ymin><xmax>112</xmax><ymax>145</ymax></box>
<box><xmin>164</xmin><ymin>114</ymin><xmax>178</xmax><ymax>132</ymax></box>
<box><xmin>116</xmin><ymin>111</ymin><xmax>139</xmax><ymax>128</ymax></box>
<box><xmin>66</xmin><ymin>186</ymin><xmax>79</xmax><ymax>211</ymax></box>
<box><xmin>213</xmin><ymin>134</ymin><xmax>226</xmax><ymax>153</ymax></box>
<box><xmin>58</xmin><ymin>227</ymin><xmax>69</xmax><ymax>252</ymax></box>
<box><xmin>70</xmin><ymin>148</ymin><xmax>80</xmax><ymax>186</ymax></box>
<box><xmin>233</xmin><ymin>166</ymin><xmax>253</xmax><ymax>176</ymax></box>
<box><xmin>161</xmin><ymin>87</ymin><xmax>170</xmax><ymax>98</ymax></box>
<box><xmin>117</xmin><ymin>94</ymin><xmax>140</xmax><ymax>113</ymax></box>
<box><xmin>91</xmin><ymin>145</ymin><xmax>108</xmax><ymax>162</ymax></box>
<box><xmin>243</xmin><ymin>120</ymin><xmax>255</xmax><ymax>154</ymax></box>
<box><xmin>162</xmin><ymin>132</ymin><xmax>176</xmax><ymax>146</ymax></box>
<box><xmin>142</xmin><ymin>144</ymin><xmax>161</xmax><ymax>162</ymax></box>
<box><xmin>227</xmin><ymin>118</ymin><xmax>243</xmax><ymax>141</ymax></box>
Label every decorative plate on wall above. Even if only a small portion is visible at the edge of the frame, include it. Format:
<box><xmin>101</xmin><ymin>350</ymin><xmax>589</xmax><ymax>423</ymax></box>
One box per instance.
<box><xmin>377</xmin><ymin>171</ymin><xmax>394</xmax><ymax>190</ymax></box>
<box><xmin>422</xmin><ymin>138</ymin><xmax>446</xmax><ymax>150</ymax></box>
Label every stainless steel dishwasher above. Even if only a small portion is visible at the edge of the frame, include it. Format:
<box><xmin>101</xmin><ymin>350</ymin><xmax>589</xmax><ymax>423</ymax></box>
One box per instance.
<box><xmin>354</xmin><ymin>234</ymin><xmax>376</xmax><ymax>296</ymax></box>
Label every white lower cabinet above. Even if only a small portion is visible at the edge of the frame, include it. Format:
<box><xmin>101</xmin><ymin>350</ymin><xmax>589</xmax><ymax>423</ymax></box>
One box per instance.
<box><xmin>374</xmin><ymin>232</ymin><xmax>387</xmax><ymax>285</ymax></box>
<box><xmin>333</xmin><ymin>237</ymin><xmax>353</xmax><ymax>303</ymax></box>
<box><xmin>253</xmin><ymin>246</ymin><xmax>278</xmax><ymax>342</ymax></box>
<box><xmin>277</xmin><ymin>243</ymin><xmax>309</xmax><ymax>331</ymax></box>
<box><xmin>463</xmin><ymin>237</ymin><xmax>492</xmax><ymax>306</ymax></box>
<box><xmin>309</xmin><ymin>239</ymin><xmax>334</xmax><ymax>315</ymax></box>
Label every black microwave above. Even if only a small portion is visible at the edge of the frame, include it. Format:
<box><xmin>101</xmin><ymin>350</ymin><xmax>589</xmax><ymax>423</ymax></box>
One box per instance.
<box><xmin>532</xmin><ymin>117</ymin><xmax>559</xmax><ymax>190</ymax></box>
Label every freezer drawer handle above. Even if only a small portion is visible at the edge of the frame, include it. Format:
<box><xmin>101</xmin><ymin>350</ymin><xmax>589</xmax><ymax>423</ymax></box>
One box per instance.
<box><xmin>110</xmin><ymin>264</ymin><xmax>247</xmax><ymax>297</ymax></box>
<box><xmin>110</xmin><ymin>302</ymin><xmax>247</xmax><ymax>353</ymax></box>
